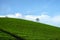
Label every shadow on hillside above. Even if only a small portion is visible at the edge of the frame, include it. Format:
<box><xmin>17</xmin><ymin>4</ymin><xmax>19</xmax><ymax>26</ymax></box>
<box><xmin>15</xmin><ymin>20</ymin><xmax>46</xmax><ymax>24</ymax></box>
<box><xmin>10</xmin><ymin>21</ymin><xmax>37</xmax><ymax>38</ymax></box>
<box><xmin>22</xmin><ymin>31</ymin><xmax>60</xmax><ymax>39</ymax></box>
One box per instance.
<box><xmin>0</xmin><ymin>29</ymin><xmax>25</xmax><ymax>40</ymax></box>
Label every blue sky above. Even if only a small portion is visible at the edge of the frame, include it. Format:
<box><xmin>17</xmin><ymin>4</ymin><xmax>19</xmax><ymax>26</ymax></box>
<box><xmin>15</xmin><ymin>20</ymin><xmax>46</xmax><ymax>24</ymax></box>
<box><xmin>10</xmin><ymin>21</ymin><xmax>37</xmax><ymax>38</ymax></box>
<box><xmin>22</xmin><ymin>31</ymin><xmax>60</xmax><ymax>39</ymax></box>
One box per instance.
<box><xmin>0</xmin><ymin>0</ymin><xmax>60</xmax><ymax>15</ymax></box>
<box><xmin>0</xmin><ymin>0</ymin><xmax>60</xmax><ymax>27</ymax></box>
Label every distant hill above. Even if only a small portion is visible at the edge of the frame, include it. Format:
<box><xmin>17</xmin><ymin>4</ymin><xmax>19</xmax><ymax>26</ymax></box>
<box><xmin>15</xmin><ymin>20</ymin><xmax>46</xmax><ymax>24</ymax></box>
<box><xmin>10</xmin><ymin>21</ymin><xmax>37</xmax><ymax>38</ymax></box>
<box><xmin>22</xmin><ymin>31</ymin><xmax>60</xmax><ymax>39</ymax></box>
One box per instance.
<box><xmin>0</xmin><ymin>17</ymin><xmax>60</xmax><ymax>40</ymax></box>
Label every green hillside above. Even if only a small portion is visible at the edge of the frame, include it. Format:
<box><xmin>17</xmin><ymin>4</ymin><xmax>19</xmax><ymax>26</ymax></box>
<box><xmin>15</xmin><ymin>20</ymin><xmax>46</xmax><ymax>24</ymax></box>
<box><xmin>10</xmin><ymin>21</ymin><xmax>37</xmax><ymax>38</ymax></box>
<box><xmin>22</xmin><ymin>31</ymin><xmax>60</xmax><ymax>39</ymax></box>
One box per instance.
<box><xmin>0</xmin><ymin>17</ymin><xmax>60</xmax><ymax>40</ymax></box>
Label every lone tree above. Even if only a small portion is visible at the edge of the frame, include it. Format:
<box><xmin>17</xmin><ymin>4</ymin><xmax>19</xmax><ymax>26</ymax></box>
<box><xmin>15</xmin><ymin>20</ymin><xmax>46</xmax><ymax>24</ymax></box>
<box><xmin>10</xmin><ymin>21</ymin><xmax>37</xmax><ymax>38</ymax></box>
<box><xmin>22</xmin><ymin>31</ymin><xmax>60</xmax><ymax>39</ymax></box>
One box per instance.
<box><xmin>5</xmin><ymin>16</ymin><xmax>8</xmax><ymax>18</ymax></box>
<box><xmin>36</xmin><ymin>18</ymin><xmax>39</xmax><ymax>22</ymax></box>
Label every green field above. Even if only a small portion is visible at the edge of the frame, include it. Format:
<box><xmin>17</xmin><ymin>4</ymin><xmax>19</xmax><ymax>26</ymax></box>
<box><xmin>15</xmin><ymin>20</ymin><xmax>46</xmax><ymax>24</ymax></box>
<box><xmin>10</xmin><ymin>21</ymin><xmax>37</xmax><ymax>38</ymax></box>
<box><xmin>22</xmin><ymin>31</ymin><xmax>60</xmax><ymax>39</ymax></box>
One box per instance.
<box><xmin>0</xmin><ymin>17</ymin><xmax>60</xmax><ymax>40</ymax></box>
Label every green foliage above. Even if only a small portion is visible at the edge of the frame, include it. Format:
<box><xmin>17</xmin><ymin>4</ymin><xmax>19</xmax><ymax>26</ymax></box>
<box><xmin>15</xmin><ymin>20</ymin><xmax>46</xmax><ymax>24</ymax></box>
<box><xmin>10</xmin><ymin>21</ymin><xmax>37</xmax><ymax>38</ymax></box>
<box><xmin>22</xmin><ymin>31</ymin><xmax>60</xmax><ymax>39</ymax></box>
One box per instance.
<box><xmin>0</xmin><ymin>17</ymin><xmax>60</xmax><ymax>40</ymax></box>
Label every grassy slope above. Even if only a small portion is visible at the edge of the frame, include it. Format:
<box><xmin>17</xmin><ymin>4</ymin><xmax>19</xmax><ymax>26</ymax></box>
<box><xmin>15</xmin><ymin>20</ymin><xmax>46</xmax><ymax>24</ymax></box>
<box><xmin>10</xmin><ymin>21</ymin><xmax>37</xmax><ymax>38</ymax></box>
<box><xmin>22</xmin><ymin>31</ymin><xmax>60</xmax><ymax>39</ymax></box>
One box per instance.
<box><xmin>0</xmin><ymin>17</ymin><xmax>60</xmax><ymax>40</ymax></box>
